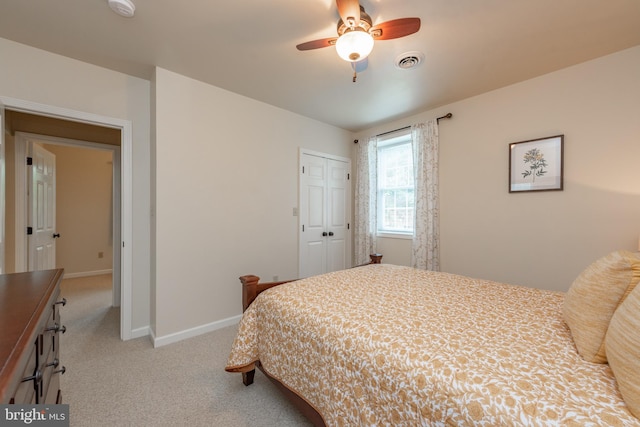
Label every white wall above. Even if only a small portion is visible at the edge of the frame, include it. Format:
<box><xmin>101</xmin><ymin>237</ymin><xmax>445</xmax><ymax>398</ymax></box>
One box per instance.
<box><xmin>45</xmin><ymin>144</ymin><xmax>114</xmax><ymax>275</ymax></box>
<box><xmin>153</xmin><ymin>68</ymin><xmax>352</xmax><ymax>342</ymax></box>
<box><xmin>355</xmin><ymin>46</ymin><xmax>640</xmax><ymax>292</ymax></box>
<box><xmin>0</xmin><ymin>38</ymin><xmax>152</xmax><ymax>331</ymax></box>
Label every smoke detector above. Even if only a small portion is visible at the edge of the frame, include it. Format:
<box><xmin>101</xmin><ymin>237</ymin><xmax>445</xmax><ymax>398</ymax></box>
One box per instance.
<box><xmin>395</xmin><ymin>51</ymin><xmax>424</xmax><ymax>70</ymax></box>
<box><xmin>108</xmin><ymin>0</ymin><xmax>135</xmax><ymax>18</ymax></box>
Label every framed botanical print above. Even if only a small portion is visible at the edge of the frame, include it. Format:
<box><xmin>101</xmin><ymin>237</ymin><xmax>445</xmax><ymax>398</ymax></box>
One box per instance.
<box><xmin>509</xmin><ymin>135</ymin><xmax>564</xmax><ymax>193</ymax></box>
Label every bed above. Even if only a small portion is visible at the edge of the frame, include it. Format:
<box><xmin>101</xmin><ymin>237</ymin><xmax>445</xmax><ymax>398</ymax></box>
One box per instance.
<box><xmin>226</xmin><ymin>251</ymin><xmax>640</xmax><ymax>426</ymax></box>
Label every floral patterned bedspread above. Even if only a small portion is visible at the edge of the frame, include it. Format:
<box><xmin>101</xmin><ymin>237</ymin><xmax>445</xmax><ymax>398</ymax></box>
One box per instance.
<box><xmin>226</xmin><ymin>264</ymin><xmax>639</xmax><ymax>426</ymax></box>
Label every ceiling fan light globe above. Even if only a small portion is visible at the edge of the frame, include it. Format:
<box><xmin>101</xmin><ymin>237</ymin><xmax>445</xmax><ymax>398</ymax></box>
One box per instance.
<box><xmin>335</xmin><ymin>30</ymin><xmax>374</xmax><ymax>62</ymax></box>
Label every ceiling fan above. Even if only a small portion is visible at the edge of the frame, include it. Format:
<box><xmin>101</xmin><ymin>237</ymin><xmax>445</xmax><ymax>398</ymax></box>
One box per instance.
<box><xmin>296</xmin><ymin>0</ymin><xmax>420</xmax><ymax>79</ymax></box>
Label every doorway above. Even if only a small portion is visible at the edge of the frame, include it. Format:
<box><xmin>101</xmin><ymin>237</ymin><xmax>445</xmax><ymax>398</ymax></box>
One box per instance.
<box><xmin>13</xmin><ymin>132</ymin><xmax>120</xmax><ymax>306</ymax></box>
<box><xmin>0</xmin><ymin>97</ymin><xmax>133</xmax><ymax>340</ymax></box>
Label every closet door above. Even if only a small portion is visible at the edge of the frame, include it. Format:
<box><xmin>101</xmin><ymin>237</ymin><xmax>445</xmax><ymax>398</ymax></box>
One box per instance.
<box><xmin>326</xmin><ymin>159</ymin><xmax>349</xmax><ymax>273</ymax></box>
<box><xmin>299</xmin><ymin>153</ymin><xmax>327</xmax><ymax>277</ymax></box>
<box><xmin>299</xmin><ymin>151</ymin><xmax>351</xmax><ymax>278</ymax></box>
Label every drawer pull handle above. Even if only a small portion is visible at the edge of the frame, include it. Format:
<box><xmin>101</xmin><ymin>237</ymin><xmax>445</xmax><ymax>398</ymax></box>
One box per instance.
<box><xmin>46</xmin><ymin>323</ymin><xmax>67</xmax><ymax>334</ymax></box>
<box><xmin>22</xmin><ymin>370</ymin><xmax>43</xmax><ymax>384</ymax></box>
<box><xmin>53</xmin><ymin>366</ymin><xmax>66</xmax><ymax>376</ymax></box>
<box><xmin>55</xmin><ymin>298</ymin><xmax>67</xmax><ymax>307</ymax></box>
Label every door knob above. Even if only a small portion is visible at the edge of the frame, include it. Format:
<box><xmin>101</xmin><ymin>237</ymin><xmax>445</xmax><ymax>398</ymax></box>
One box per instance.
<box><xmin>328</xmin><ymin>232</ymin><xmax>334</xmax><ymax>236</ymax></box>
<box><xmin>322</xmin><ymin>232</ymin><xmax>328</xmax><ymax>237</ymax></box>
<box><xmin>53</xmin><ymin>233</ymin><xmax>61</xmax><ymax>238</ymax></box>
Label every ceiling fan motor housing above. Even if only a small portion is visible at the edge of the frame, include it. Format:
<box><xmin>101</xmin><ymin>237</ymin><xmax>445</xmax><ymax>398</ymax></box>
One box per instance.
<box><xmin>337</xmin><ymin>6</ymin><xmax>372</xmax><ymax>35</ymax></box>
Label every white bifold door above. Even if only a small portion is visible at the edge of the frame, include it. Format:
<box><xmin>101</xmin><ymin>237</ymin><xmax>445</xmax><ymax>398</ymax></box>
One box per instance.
<box><xmin>299</xmin><ymin>151</ymin><xmax>351</xmax><ymax>278</ymax></box>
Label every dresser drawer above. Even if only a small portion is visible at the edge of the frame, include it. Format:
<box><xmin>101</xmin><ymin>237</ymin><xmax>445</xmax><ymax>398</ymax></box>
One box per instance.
<box><xmin>10</xmin><ymin>343</ymin><xmax>37</xmax><ymax>404</ymax></box>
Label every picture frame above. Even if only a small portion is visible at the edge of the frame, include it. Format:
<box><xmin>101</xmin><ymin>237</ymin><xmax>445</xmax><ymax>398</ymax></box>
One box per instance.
<box><xmin>509</xmin><ymin>135</ymin><xmax>563</xmax><ymax>193</ymax></box>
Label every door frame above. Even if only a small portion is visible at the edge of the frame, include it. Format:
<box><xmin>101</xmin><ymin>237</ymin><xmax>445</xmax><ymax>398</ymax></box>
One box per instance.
<box><xmin>1</xmin><ymin>96</ymin><xmax>133</xmax><ymax>341</ymax></box>
<box><xmin>298</xmin><ymin>148</ymin><xmax>352</xmax><ymax>277</ymax></box>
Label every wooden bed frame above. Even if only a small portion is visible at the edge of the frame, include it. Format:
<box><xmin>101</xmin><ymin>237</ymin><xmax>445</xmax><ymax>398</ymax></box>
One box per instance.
<box><xmin>237</xmin><ymin>254</ymin><xmax>383</xmax><ymax>427</ymax></box>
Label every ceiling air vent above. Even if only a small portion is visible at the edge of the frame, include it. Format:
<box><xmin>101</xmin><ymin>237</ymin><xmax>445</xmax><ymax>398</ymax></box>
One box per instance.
<box><xmin>395</xmin><ymin>51</ymin><xmax>424</xmax><ymax>70</ymax></box>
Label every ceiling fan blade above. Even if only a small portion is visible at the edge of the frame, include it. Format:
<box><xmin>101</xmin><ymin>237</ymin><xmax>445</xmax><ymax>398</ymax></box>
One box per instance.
<box><xmin>296</xmin><ymin>38</ymin><xmax>338</xmax><ymax>51</ymax></box>
<box><xmin>336</xmin><ymin>0</ymin><xmax>360</xmax><ymax>28</ymax></box>
<box><xmin>370</xmin><ymin>18</ymin><xmax>421</xmax><ymax>40</ymax></box>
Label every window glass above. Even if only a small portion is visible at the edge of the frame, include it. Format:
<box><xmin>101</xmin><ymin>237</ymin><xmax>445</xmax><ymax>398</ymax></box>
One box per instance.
<box><xmin>377</xmin><ymin>131</ymin><xmax>413</xmax><ymax>235</ymax></box>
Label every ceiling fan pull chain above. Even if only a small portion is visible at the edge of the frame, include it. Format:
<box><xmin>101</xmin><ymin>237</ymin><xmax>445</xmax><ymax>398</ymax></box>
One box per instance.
<box><xmin>352</xmin><ymin>62</ymin><xmax>357</xmax><ymax>83</ymax></box>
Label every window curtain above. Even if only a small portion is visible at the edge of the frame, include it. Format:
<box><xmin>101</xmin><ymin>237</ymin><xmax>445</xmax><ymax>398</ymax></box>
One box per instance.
<box><xmin>354</xmin><ymin>136</ymin><xmax>378</xmax><ymax>265</ymax></box>
<box><xmin>411</xmin><ymin>121</ymin><xmax>440</xmax><ymax>271</ymax></box>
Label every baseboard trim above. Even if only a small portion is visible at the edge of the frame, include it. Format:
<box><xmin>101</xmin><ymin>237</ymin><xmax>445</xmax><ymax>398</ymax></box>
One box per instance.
<box><xmin>130</xmin><ymin>326</ymin><xmax>150</xmax><ymax>340</ymax></box>
<box><xmin>63</xmin><ymin>269</ymin><xmax>113</xmax><ymax>279</ymax></box>
<box><xmin>152</xmin><ymin>314</ymin><xmax>242</xmax><ymax>348</ymax></box>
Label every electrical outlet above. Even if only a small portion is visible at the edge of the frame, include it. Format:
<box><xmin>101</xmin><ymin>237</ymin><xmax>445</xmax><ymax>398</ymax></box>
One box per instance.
<box><xmin>273</xmin><ymin>275</ymin><xmax>279</xmax><ymax>281</ymax></box>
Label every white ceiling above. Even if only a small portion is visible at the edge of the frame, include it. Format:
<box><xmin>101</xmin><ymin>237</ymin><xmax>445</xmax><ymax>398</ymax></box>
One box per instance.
<box><xmin>1</xmin><ymin>0</ymin><xmax>639</xmax><ymax>131</ymax></box>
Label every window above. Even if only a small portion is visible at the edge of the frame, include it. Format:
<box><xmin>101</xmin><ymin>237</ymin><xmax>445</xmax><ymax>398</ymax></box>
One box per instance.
<box><xmin>377</xmin><ymin>130</ymin><xmax>414</xmax><ymax>236</ymax></box>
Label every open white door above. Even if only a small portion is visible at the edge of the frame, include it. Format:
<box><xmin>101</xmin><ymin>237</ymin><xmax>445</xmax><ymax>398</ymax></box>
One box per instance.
<box><xmin>28</xmin><ymin>143</ymin><xmax>57</xmax><ymax>270</ymax></box>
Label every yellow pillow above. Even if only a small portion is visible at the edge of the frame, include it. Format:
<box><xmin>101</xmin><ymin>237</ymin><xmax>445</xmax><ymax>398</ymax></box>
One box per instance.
<box><xmin>562</xmin><ymin>250</ymin><xmax>640</xmax><ymax>363</ymax></box>
<box><xmin>606</xmin><ymin>284</ymin><xmax>640</xmax><ymax>418</ymax></box>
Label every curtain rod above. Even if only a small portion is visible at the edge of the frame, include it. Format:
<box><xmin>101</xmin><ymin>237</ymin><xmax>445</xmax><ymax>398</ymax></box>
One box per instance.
<box><xmin>354</xmin><ymin>113</ymin><xmax>453</xmax><ymax>143</ymax></box>
<box><xmin>376</xmin><ymin>126</ymin><xmax>410</xmax><ymax>138</ymax></box>
<box><xmin>376</xmin><ymin>113</ymin><xmax>453</xmax><ymax>137</ymax></box>
<box><xmin>437</xmin><ymin>112</ymin><xmax>453</xmax><ymax>123</ymax></box>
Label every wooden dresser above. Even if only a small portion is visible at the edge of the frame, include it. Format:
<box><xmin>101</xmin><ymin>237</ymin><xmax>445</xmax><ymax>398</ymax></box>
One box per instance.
<box><xmin>0</xmin><ymin>269</ymin><xmax>66</xmax><ymax>404</ymax></box>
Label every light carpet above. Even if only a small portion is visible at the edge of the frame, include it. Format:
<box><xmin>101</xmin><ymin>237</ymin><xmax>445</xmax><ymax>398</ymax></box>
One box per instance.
<box><xmin>59</xmin><ymin>274</ymin><xmax>313</xmax><ymax>427</ymax></box>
